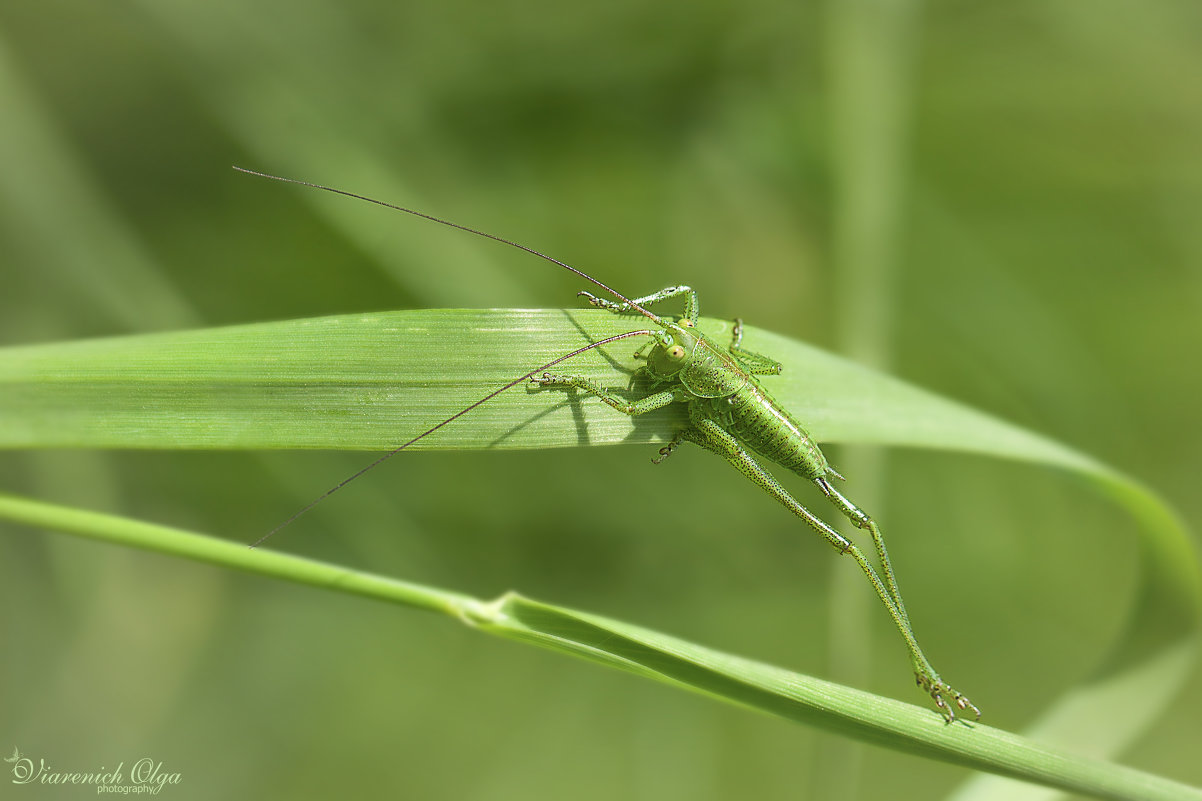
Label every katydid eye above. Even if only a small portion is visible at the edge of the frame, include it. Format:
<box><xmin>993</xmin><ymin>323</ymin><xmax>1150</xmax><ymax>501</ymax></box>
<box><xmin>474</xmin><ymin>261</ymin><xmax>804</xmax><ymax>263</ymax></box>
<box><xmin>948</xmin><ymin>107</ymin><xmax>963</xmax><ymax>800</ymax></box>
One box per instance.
<box><xmin>667</xmin><ymin>345</ymin><xmax>686</xmax><ymax>360</ymax></box>
<box><xmin>679</xmin><ymin>318</ymin><xmax>695</xmax><ymax>328</ymax></box>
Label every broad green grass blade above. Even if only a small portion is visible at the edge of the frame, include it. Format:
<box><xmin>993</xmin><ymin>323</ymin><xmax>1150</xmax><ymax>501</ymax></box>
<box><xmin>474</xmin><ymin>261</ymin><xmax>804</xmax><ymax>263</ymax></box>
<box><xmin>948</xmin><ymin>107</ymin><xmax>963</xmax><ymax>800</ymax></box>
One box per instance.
<box><xmin>0</xmin><ymin>491</ymin><xmax>1198</xmax><ymax>801</ymax></box>
<box><xmin>0</xmin><ymin>309</ymin><xmax>1121</xmax><ymax>466</ymax></box>
<box><xmin>0</xmin><ymin>309</ymin><xmax>1198</xmax><ymax>798</ymax></box>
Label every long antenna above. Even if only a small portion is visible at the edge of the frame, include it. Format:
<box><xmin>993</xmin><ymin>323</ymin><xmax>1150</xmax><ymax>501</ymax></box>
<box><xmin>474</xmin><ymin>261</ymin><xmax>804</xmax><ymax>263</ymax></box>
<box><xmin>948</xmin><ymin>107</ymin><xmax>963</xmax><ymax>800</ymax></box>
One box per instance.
<box><xmin>237</xmin><ymin>166</ymin><xmax>669</xmax><ymax>546</ymax></box>
<box><xmin>251</xmin><ymin>328</ymin><xmax>656</xmax><ymax>548</ymax></box>
<box><xmin>232</xmin><ymin>166</ymin><xmax>666</xmax><ymax>326</ymax></box>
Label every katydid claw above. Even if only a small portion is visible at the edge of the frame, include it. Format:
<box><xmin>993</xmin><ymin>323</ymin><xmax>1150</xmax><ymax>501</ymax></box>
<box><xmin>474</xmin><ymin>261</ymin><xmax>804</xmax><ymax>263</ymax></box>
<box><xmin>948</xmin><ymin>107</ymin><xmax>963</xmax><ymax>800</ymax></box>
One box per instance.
<box><xmin>916</xmin><ymin>673</ymin><xmax>979</xmax><ymax>724</ymax></box>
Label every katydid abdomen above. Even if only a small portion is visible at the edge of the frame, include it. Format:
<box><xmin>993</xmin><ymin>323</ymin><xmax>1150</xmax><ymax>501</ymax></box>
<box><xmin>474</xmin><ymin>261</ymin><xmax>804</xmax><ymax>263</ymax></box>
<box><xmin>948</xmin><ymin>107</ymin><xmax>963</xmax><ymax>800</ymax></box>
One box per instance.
<box><xmin>698</xmin><ymin>383</ymin><xmax>831</xmax><ymax>481</ymax></box>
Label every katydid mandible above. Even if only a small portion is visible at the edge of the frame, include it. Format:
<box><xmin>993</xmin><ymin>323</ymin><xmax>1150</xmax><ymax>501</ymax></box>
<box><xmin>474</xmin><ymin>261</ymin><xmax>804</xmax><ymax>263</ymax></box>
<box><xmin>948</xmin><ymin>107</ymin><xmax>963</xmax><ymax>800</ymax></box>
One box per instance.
<box><xmin>237</xmin><ymin>166</ymin><xmax>979</xmax><ymax>723</ymax></box>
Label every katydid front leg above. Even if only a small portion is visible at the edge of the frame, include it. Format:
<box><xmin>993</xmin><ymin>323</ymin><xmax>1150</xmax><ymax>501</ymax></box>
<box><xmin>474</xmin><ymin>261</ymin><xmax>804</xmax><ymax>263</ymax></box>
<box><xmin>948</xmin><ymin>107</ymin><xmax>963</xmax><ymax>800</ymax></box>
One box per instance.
<box><xmin>530</xmin><ymin>373</ymin><xmax>684</xmax><ymax>416</ymax></box>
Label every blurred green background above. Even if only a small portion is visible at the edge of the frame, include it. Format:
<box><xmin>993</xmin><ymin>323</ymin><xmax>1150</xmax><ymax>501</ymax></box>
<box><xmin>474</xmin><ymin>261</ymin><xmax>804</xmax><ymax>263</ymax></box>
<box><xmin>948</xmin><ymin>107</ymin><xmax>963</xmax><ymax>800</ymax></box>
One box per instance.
<box><xmin>1</xmin><ymin>1</ymin><xmax>1200</xmax><ymax>798</ymax></box>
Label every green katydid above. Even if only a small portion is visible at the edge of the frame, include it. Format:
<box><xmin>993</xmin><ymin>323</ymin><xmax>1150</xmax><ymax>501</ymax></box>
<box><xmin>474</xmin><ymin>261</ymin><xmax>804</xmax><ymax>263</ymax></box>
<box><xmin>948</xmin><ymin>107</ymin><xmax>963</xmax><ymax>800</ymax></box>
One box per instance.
<box><xmin>237</xmin><ymin>166</ymin><xmax>979</xmax><ymax>723</ymax></box>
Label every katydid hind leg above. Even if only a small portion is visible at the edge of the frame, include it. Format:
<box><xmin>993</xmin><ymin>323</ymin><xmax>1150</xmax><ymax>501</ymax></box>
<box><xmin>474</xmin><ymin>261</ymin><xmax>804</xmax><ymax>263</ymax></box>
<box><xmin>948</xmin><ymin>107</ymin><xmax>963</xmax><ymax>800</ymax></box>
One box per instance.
<box><xmin>815</xmin><ymin>472</ymin><xmax>978</xmax><ymax>720</ymax></box>
<box><xmin>680</xmin><ymin>413</ymin><xmax>977</xmax><ymax>722</ymax></box>
<box><xmin>815</xmin><ymin>477</ymin><xmax>912</xmax><ymax>630</ymax></box>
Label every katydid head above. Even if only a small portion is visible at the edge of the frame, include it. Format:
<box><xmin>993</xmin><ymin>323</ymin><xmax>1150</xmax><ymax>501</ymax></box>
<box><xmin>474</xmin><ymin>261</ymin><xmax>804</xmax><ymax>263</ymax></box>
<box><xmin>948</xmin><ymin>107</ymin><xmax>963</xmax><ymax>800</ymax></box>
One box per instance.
<box><xmin>643</xmin><ymin>320</ymin><xmax>699</xmax><ymax>380</ymax></box>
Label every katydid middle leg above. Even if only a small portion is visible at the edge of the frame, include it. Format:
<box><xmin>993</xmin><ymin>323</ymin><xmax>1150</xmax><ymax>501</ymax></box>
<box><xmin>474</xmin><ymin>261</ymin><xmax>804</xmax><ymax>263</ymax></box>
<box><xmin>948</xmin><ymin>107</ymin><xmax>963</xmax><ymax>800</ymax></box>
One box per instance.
<box><xmin>728</xmin><ymin>318</ymin><xmax>783</xmax><ymax>376</ymax></box>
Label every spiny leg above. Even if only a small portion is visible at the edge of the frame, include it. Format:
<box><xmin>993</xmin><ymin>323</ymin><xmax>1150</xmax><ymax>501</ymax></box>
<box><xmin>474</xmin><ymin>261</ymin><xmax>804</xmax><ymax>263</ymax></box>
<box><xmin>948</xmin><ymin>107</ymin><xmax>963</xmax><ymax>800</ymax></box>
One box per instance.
<box><xmin>814</xmin><ymin>476</ymin><xmax>978</xmax><ymax>719</ymax></box>
<box><xmin>682</xmin><ymin>413</ymin><xmax>976</xmax><ymax>721</ymax></box>
<box><xmin>580</xmin><ymin>285</ymin><xmax>698</xmax><ymax>325</ymax></box>
<box><xmin>815</xmin><ymin>477</ymin><xmax>911</xmax><ymax>630</ymax></box>
<box><xmin>680</xmin><ymin>418</ymin><xmax>908</xmax><ymax>659</ymax></box>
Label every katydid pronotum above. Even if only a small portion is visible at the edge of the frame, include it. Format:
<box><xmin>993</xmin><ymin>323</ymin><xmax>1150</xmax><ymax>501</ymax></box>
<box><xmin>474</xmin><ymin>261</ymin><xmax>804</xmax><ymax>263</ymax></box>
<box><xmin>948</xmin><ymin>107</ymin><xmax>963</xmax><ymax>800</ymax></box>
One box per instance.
<box><xmin>236</xmin><ymin>166</ymin><xmax>979</xmax><ymax>723</ymax></box>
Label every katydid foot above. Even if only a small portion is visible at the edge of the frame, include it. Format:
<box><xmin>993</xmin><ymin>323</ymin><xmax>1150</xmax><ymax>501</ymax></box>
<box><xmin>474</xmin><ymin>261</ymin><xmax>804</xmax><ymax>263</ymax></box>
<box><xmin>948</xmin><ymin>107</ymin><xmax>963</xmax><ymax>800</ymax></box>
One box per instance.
<box><xmin>917</xmin><ymin>673</ymin><xmax>980</xmax><ymax>723</ymax></box>
<box><xmin>651</xmin><ymin>431</ymin><xmax>685</xmax><ymax>464</ymax></box>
